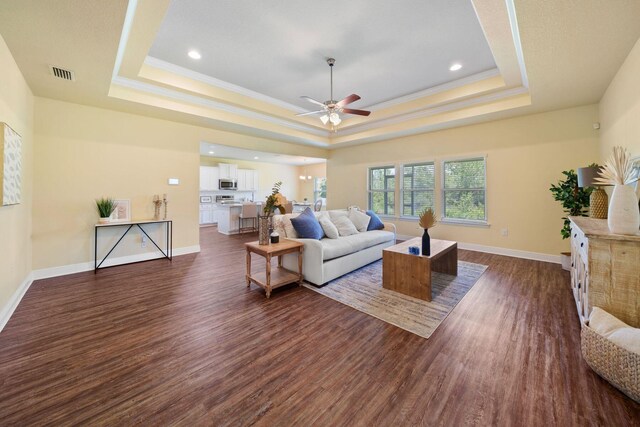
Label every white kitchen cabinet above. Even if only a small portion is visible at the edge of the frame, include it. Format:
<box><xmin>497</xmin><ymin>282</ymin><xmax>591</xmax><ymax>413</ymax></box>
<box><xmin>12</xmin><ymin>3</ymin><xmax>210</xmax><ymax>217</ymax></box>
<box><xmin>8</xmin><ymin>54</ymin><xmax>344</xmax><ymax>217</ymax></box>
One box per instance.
<box><xmin>237</xmin><ymin>169</ymin><xmax>247</xmax><ymax>191</ymax></box>
<box><xmin>218</xmin><ymin>163</ymin><xmax>238</xmax><ymax>180</ymax></box>
<box><xmin>252</xmin><ymin>170</ymin><xmax>260</xmax><ymax>191</ymax></box>
<box><xmin>199</xmin><ymin>166</ymin><xmax>220</xmax><ymax>191</ymax></box>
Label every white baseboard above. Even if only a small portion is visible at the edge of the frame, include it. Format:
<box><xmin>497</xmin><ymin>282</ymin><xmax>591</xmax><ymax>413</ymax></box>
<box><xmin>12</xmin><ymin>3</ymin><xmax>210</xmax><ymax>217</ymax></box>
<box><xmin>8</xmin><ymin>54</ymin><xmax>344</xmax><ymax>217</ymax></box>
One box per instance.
<box><xmin>395</xmin><ymin>234</ymin><xmax>561</xmax><ymax>264</ymax></box>
<box><xmin>31</xmin><ymin>245</ymin><xmax>201</xmax><ymax>280</ymax></box>
<box><xmin>0</xmin><ymin>273</ymin><xmax>33</xmax><ymax>333</ymax></box>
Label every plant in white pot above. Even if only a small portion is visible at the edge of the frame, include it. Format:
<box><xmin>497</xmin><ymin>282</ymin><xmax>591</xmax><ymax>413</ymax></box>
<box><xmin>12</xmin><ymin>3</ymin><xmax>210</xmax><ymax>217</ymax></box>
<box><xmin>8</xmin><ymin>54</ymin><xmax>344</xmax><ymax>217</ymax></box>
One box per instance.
<box><xmin>95</xmin><ymin>197</ymin><xmax>117</xmax><ymax>224</ymax></box>
<box><xmin>595</xmin><ymin>146</ymin><xmax>639</xmax><ymax>234</ymax></box>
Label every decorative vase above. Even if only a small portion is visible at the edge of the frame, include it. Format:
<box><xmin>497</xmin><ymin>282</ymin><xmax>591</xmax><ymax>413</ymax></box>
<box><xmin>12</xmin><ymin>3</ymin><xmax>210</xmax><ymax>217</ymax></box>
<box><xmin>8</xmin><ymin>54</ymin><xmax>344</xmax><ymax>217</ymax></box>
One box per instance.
<box><xmin>590</xmin><ymin>187</ymin><xmax>608</xmax><ymax>219</ymax></box>
<box><xmin>421</xmin><ymin>228</ymin><xmax>431</xmax><ymax>256</ymax></box>
<box><xmin>608</xmin><ymin>184</ymin><xmax>640</xmax><ymax>235</ymax></box>
<box><xmin>258</xmin><ymin>215</ymin><xmax>271</xmax><ymax>245</ymax></box>
<box><xmin>98</xmin><ymin>217</ymin><xmax>110</xmax><ymax>224</ymax></box>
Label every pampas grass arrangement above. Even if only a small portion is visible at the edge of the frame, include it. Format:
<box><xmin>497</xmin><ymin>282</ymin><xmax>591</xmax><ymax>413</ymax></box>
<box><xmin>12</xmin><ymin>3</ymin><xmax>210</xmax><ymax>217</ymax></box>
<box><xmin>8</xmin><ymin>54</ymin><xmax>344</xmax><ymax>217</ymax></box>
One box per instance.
<box><xmin>418</xmin><ymin>208</ymin><xmax>437</xmax><ymax>229</ymax></box>
<box><xmin>595</xmin><ymin>146</ymin><xmax>639</xmax><ymax>186</ymax></box>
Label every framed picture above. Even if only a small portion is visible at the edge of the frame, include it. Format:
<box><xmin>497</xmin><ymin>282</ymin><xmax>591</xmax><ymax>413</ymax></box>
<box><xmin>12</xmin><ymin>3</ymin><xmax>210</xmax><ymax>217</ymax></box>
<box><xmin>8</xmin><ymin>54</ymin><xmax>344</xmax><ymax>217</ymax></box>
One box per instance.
<box><xmin>1</xmin><ymin>122</ymin><xmax>22</xmax><ymax>206</ymax></box>
<box><xmin>110</xmin><ymin>199</ymin><xmax>131</xmax><ymax>222</ymax></box>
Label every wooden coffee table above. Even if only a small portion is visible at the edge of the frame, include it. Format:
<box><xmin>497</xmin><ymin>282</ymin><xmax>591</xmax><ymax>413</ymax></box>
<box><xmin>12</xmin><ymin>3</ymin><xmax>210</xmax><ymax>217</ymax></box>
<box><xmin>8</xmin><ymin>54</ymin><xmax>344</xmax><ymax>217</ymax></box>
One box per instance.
<box><xmin>245</xmin><ymin>239</ymin><xmax>304</xmax><ymax>298</ymax></box>
<box><xmin>382</xmin><ymin>237</ymin><xmax>457</xmax><ymax>301</ymax></box>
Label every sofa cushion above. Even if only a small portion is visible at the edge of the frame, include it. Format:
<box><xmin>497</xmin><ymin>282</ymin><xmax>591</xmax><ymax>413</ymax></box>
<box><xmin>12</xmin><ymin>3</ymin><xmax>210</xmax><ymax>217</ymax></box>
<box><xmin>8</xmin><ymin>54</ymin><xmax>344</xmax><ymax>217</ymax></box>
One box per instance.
<box><xmin>348</xmin><ymin>208</ymin><xmax>371</xmax><ymax>232</ymax></box>
<box><xmin>319</xmin><ymin>215</ymin><xmax>339</xmax><ymax>239</ymax></box>
<box><xmin>366</xmin><ymin>210</ymin><xmax>385</xmax><ymax>231</ymax></box>
<box><xmin>290</xmin><ymin>207</ymin><xmax>323</xmax><ymax>240</ymax></box>
<box><xmin>328</xmin><ymin>210</ymin><xmax>349</xmax><ymax>222</ymax></box>
<box><xmin>332</xmin><ymin>215</ymin><xmax>359</xmax><ymax>236</ymax></box>
<box><xmin>321</xmin><ymin>230</ymin><xmax>395</xmax><ymax>261</ymax></box>
<box><xmin>281</xmin><ymin>215</ymin><xmax>299</xmax><ymax>238</ymax></box>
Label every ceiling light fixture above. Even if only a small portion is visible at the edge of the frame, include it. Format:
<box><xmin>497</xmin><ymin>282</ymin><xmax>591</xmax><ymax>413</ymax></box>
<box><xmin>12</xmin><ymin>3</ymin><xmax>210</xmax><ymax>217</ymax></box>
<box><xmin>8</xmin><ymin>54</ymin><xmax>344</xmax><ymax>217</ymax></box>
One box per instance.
<box><xmin>253</xmin><ymin>156</ymin><xmax>259</xmax><ymax>160</ymax></box>
<box><xmin>208</xmin><ymin>150</ymin><xmax>214</xmax><ymax>154</ymax></box>
<box><xmin>449</xmin><ymin>63</ymin><xmax>462</xmax><ymax>71</ymax></box>
<box><xmin>188</xmin><ymin>50</ymin><xmax>202</xmax><ymax>60</ymax></box>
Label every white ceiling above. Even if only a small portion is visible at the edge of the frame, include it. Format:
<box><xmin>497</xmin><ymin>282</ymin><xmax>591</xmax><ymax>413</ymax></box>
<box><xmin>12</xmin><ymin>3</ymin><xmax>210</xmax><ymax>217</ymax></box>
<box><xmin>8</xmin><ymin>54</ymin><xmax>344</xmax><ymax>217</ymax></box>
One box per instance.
<box><xmin>1</xmin><ymin>0</ymin><xmax>640</xmax><ymax>149</ymax></box>
<box><xmin>200</xmin><ymin>142</ymin><xmax>326</xmax><ymax>166</ymax></box>
<box><xmin>148</xmin><ymin>0</ymin><xmax>497</xmax><ymax>110</ymax></box>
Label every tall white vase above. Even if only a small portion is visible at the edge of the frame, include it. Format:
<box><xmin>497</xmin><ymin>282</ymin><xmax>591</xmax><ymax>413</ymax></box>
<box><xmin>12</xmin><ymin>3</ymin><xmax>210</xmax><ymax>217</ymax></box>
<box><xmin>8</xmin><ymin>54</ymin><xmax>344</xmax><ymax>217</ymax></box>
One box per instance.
<box><xmin>608</xmin><ymin>184</ymin><xmax>640</xmax><ymax>234</ymax></box>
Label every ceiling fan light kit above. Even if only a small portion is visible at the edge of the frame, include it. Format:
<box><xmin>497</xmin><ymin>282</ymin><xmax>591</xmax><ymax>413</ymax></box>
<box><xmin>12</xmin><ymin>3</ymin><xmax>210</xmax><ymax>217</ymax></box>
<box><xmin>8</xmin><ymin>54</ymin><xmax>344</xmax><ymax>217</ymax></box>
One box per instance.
<box><xmin>296</xmin><ymin>58</ymin><xmax>370</xmax><ymax>130</ymax></box>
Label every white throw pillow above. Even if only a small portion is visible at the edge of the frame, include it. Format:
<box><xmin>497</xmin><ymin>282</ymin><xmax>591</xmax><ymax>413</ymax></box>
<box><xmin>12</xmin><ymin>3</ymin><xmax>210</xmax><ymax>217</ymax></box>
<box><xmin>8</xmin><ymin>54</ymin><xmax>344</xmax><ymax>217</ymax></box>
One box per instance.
<box><xmin>332</xmin><ymin>215</ymin><xmax>359</xmax><ymax>236</ymax></box>
<box><xmin>319</xmin><ymin>216</ymin><xmax>339</xmax><ymax>239</ymax></box>
<box><xmin>348</xmin><ymin>208</ymin><xmax>371</xmax><ymax>232</ymax></box>
<box><xmin>281</xmin><ymin>214</ymin><xmax>299</xmax><ymax>238</ymax></box>
<box><xmin>329</xmin><ymin>210</ymin><xmax>349</xmax><ymax>222</ymax></box>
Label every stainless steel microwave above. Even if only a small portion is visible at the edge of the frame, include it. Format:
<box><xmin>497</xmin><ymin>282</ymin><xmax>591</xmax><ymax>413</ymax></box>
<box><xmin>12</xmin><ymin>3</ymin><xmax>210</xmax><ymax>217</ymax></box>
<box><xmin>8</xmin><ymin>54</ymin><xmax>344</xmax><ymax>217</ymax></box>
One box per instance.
<box><xmin>219</xmin><ymin>179</ymin><xmax>237</xmax><ymax>190</ymax></box>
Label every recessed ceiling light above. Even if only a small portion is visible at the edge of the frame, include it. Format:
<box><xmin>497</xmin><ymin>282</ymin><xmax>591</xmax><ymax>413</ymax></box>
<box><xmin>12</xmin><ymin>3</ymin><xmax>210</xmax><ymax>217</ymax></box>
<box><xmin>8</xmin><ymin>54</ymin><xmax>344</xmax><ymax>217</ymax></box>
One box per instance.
<box><xmin>253</xmin><ymin>156</ymin><xmax>259</xmax><ymax>160</ymax></box>
<box><xmin>208</xmin><ymin>151</ymin><xmax>214</xmax><ymax>154</ymax></box>
<box><xmin>449</xmin><ymin>63</ymin><xmax>462</xmax><ymax>71</ymax></box>
<box><xmin>188</xmin><ymin>50</ymin><xmax>202</xmax><ymax>60</ymax></box>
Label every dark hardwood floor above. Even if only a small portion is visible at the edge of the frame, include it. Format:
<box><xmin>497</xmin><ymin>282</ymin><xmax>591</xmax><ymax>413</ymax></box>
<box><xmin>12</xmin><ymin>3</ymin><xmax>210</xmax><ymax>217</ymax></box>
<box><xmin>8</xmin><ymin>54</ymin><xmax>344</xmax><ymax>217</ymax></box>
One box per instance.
<box><xmin>0</xmin><ymin>227</ymin><xmax>638</xmax><ymax>425</ymax></box>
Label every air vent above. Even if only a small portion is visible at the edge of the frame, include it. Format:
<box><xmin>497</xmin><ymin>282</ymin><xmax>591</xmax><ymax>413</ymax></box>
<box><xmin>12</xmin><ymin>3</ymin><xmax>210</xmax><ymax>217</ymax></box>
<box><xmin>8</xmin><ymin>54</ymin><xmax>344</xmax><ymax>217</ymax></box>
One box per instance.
<box><xmin>48</xmin><ymin>65</ymin><xmax>76</xmax><ymax>81</ymax></box>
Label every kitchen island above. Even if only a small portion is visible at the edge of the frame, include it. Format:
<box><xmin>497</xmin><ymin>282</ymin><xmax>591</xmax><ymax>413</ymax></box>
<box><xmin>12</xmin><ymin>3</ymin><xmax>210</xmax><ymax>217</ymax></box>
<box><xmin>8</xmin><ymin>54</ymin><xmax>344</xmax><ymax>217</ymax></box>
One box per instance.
<box><xmin>217</xmin><ymin>204</ymin><xmax>242</xmax><ymax>235</ymax></box>
<box><xmin>217</xmin><ymin>203</ymin><xmax>262</xmax><ymax>235</ymax></box>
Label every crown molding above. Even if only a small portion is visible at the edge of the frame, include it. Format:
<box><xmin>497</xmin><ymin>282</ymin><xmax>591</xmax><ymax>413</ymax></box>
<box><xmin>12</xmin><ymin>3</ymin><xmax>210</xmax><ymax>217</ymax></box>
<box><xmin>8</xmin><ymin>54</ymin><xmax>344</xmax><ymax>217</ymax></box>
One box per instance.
<box><xmin>505</xmin><ymin>0</ymin><xmax>529</xmax><ymax>88</ymax></box>
<box><xmin>111</xmin><ymin>76</ymin><xmax>331</xmax><ymax>143</ymax></box>
<box><xmin>144</xmin><ymin>56</ymin><xmax>307</xmax><ymax>113</ymax></box>
<box><xmin>363</xmin><ymin>68</ymin><xmax>501</xmax><ymax>111</ymax></box>
<box><xmin>337</xmin><ymin>86</ymin><xmax>529</xmax><ymax>137</ymax></box>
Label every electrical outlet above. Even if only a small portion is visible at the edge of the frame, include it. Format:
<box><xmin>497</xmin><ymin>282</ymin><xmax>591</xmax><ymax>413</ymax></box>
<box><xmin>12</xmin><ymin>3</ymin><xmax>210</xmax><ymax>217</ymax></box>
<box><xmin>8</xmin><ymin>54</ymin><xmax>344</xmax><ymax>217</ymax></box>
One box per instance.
<box><xmin>141</xmin><ymin>236</ymin><xmax>147</xmax><ymax>248</ymax></box>
<box><xmin>501</xmin><ymin>228</ymin><xmax>509</xmax><ymax>237</ymax></box>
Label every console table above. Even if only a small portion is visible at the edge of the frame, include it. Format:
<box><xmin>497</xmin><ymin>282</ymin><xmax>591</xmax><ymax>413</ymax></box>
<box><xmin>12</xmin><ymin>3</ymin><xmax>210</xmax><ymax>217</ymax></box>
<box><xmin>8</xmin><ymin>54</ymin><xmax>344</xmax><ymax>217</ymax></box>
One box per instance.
<box><xmin>94</xmin><ymin>219</ymin><xmax>172</xmax><ymax>272</ymax></box>
<box><xmin>569</xmin><ymin>216</ymin><xmax>640</xmax><ymax>327</ymax></box>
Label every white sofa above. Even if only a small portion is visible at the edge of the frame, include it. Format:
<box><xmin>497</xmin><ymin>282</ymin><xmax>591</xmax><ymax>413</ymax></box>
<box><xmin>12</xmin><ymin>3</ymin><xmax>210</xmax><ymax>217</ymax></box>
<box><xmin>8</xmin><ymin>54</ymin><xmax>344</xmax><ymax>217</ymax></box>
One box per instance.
<box><xmin>273</xmin><ymin>210</ymin><xmax>396</xmax><ymax>286</ymax></box>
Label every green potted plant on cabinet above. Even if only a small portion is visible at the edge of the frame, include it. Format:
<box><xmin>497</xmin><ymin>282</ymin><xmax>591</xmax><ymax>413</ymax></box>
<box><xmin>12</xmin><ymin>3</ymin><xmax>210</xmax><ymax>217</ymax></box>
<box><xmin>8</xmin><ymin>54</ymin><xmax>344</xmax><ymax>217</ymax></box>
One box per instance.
<box><xmin>549</xmin><ymin>169</ymin><xmax>593</xmax><ymax>269</ymax></box>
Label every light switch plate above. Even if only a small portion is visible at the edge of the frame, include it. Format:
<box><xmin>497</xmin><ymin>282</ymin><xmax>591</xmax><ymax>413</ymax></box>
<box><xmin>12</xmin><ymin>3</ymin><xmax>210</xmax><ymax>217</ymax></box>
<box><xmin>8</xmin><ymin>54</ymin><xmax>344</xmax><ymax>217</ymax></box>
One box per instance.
<box><xmin>168</xmin><ymin>178</ymin><xmax>179</xmax><ymax>185</ymax></box>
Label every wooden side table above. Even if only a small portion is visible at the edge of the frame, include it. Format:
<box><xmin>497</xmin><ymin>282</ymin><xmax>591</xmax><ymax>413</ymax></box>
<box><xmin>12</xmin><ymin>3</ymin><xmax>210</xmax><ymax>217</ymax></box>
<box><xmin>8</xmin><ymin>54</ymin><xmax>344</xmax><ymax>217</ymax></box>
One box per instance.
<box><xmin>382</xmin><ymin>237</ymin><xmax>457</xmax><ymax>301</ymax></box>
<box><xmin>245</xmin><ymin>239</ymin><xmax>304</xmax><ymax>298</ymax></box>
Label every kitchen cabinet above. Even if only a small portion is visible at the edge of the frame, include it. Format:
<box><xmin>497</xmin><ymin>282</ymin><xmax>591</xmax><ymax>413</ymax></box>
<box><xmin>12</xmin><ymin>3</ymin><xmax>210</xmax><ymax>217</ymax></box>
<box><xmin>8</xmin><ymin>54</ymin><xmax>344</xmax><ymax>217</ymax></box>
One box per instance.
<box><xmin>200</xmin><ymin>166</ymin><xmax>219</xmax><ymax>191</ymax></box>
<box><xmin>218</xmin><ymin>163</ymin><xmax>238</xmax><ymax>180</ymax></box>
<box><xmin>237</xmin><ymin>169</ymin><xmax>259</xmax><ymax>191</ymax></box>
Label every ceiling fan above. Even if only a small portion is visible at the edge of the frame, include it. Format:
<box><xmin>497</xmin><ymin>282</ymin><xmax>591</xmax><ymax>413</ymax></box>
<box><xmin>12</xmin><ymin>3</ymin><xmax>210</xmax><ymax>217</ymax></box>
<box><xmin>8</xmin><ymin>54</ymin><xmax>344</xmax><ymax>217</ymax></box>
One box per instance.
<box><xmin>296</xmin><ymin>58</ymin><xmax>371</xmax><ymax>129</ymax></box>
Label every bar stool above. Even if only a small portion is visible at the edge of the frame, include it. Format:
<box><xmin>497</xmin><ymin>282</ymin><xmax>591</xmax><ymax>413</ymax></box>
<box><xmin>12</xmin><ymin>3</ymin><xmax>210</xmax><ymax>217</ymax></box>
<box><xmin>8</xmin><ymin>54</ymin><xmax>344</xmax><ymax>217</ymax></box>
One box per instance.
<box><xmin>239</xmin><ymin>202</ymin><xmax>258</xmax><ymax>233</ymax></box>
<box><xmin>314</xmin><ymin>199</ymin><xmax>323</xmax><ymax>212</ymax></box>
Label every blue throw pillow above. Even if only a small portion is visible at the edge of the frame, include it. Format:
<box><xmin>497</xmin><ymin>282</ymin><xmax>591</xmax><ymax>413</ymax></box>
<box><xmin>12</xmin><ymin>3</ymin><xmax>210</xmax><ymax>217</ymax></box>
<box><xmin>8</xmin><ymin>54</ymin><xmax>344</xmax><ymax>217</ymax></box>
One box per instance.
<box><xmin>366</xmin><ymin>210</ymin><xmax>385</xmax><ymax>231</ymax></box>
<box><xmin>290</xmin><ymin>207</ymin><xmax>324</xmax><ymax>240</ymax></box>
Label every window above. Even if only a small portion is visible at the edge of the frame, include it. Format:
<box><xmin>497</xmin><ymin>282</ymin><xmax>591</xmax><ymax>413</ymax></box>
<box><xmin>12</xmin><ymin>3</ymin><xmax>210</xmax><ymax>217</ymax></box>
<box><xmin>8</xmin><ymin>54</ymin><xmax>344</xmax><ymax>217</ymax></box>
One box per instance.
<box><xmin>313</xmin><ymin>177</ymin><xmax>326</xmax><ymax>205</ymax></box>
<box><xmin>368</xmin><ymin>166</ymin><xmax>395</xmax><ymax>215</ymax></box>
<box><xmin>401</xmin><ymin>162</ymin><xmax>435</xmax><ymax>217</ymax></box>
<box><xmin>442</xmin><ymin>157</ymin><xmax>486</xmax><ymax>222</ymax></box>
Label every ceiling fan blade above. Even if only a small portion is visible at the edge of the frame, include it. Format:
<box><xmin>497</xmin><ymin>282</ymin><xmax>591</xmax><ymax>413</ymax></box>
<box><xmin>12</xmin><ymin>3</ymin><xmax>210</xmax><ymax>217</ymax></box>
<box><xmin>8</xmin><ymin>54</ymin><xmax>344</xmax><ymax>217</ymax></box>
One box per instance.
<box><xmin>336</xmin><ymin>94</ymin><xmax>361</xmax><ymax>108</ymax></box>
<box><xmin>342</xmin><ymin>108</ymin><xmax>371</xmax><ymax>116</ymax></box>
<box><xmin>301</xmin><ymin>96</ymin><xmax>326</xmax><ymax>107</ymax></box>
<box><xmin>295</xmin><ymin>110</ymin><xmax>326</xmax><ymax>117</ymax></box>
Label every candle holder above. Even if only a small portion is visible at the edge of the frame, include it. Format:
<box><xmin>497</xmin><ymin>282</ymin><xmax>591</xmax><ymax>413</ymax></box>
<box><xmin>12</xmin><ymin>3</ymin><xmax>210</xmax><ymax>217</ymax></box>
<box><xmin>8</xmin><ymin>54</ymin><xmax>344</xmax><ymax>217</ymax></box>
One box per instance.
<box><xmin>153</xmin><ymin>195</ymin><xmax>162</xmax><ymax>220</ymax></box>
<box><xmin>163</xmin><ymin>196</ymin><xmax>169</xmax><ymax>220</ymax></box>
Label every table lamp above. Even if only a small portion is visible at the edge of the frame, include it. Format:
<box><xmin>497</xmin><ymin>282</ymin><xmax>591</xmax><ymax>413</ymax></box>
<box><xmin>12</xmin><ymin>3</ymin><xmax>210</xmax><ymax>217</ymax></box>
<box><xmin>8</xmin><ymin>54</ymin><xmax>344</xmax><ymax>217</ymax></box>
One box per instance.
<box><xmin>577</xmin><ymin>166</ymin><xmax>608</xmax><ymax>219</ymax></box>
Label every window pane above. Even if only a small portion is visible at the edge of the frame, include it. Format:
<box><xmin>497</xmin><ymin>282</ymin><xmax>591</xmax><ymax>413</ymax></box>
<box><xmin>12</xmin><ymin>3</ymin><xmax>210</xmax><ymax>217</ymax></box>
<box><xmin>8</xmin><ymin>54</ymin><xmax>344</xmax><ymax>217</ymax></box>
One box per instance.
<box><xmin>370</xmin><ymin>168</ymin><xmax>385</xmax><ymax>190</ymax></box>
<box><xmin>444</xmin><ymin>190</ymin><xmax>485</xmax><ymax>220</ymax></box>
<box><xmin>444</xmin><ymin>159</ymin><xmax>485</xmax><ymax>189</ymax></box>
<box><xmin>403</xmin><ymin>190</ymin><xmax>434</xmax><ymax>217</ymax></box>
<box><xmin>404</xmin><ymin>163</ymin><xmax>434</xmax><ymax>189</ymax></box>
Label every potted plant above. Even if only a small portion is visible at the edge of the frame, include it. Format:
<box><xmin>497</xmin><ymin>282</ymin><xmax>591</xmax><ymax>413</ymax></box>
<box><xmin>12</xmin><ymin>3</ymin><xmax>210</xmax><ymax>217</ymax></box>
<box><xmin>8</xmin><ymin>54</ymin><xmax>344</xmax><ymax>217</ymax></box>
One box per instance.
<box><xmin>549</xmin><ymin>169</ymin><xmax>593</xmax><ymax>269</ymax></box>
<box><xmin>96</xmin><ymin>197</ymin><xmax>117</xmax><ymax>224</ymax></box>
<box><xmin>259</xmin><ymin>182</ymin><xmax>287</xmax><ymax>245</ymax></box>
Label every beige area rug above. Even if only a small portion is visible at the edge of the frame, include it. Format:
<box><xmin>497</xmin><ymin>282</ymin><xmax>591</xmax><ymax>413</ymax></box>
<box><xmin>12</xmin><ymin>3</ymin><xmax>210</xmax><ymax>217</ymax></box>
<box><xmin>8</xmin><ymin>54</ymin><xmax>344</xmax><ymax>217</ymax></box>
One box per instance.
<box><xmin>303</xmin><ymin>260</ymin><xmax>488</xmax><ymax>339</ymax></box>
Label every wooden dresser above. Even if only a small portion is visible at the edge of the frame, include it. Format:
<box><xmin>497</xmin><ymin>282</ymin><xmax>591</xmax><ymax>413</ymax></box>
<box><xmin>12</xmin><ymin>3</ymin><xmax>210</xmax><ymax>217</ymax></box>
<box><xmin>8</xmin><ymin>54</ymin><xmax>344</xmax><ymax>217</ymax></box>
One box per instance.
<box><xmin>569</xmin><ymin>216</ymin><xmax>640</xmax><ymax>327</ymax></box>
